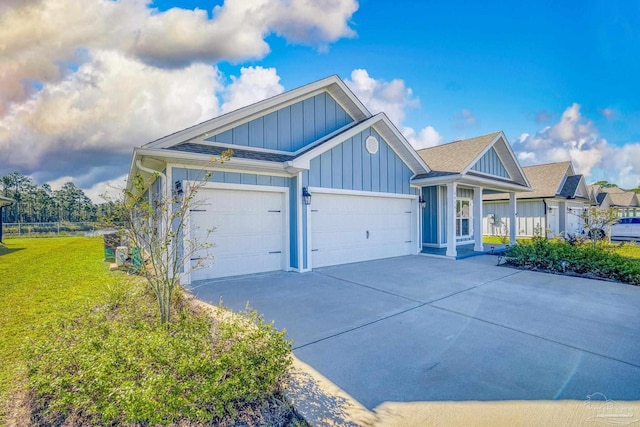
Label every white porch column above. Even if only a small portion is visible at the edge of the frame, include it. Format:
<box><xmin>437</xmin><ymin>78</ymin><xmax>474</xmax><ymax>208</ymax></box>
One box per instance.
<box><xmin>473</xmin><ymin>186</ymin><xmax>483</xmax><ymax>251</ymax></box>
<box><xmin>446</xmin><ymin>182</ymin><xmax>457</xmax><ymax>257</ymax></box>
<box><xmin>508</xmin><ymin>191</ymin><xmax>517</xmax><ymax>244</ymax></box>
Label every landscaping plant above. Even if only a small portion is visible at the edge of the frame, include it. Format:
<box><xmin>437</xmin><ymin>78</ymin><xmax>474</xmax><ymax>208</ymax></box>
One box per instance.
<box><xmin>505</xmin><ymin>236</ymin><xmax>640</xmax><ymax>285</ymax></box>
<box><xmin>24</xmin><ymin>279</ymin><xmax>294</xmax><ymax>425</ymax></box>
<box><xmin>119</xmin><ymin>151</ymin><xmax>232</xmax><ymax>325</ymax></box>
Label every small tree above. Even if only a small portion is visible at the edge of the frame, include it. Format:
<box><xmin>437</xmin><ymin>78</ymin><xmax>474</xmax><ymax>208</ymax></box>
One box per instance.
<box><xmin>579</xmin><ymin>207</ymin><xmax>619</xmax><ymax>248</ymax></box>
<box><xmin>119</xmin><ymin>151</ymin><xmax>232</xmax><ymax>325</ymax></box>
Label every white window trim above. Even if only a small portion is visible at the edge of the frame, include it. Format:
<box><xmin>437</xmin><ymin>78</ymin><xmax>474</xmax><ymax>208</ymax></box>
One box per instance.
<box><xmin>456</xmin><ymin>197</ymin><xmax>473</xmax><ymax>239</ymax></box>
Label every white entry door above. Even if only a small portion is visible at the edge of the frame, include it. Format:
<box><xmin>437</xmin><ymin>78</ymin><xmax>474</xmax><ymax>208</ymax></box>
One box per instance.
<box><xmin>310</xmin><ymin>191</ymin><xmax>415</xmax><ymax>268</ymax></box>
<box><xmin>189</xmin><ymin>186</ymin><xmax>286</xmax><ymax>281</ymax></box>
<box><xmin>547</xmin><ymin>201</ymin><xmax>559</xmax><ymax>237</ymax></box>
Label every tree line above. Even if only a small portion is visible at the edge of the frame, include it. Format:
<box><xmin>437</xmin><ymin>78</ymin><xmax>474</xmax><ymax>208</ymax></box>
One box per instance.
<box><xmin>1</xmin><ymin>171</ymin><xmax>122</xmax><ymax>224</ymax></box>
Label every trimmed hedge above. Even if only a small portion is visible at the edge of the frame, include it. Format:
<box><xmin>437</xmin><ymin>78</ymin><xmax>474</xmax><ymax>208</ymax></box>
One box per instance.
<box><xmin>505</xmin><ymin>237</ymin><xmax>640</xmax><ymax>285</ymax></box>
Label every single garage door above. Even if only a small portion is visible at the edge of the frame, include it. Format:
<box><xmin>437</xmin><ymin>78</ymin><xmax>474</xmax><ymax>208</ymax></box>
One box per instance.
<box><xmin>310</xmin><ymin>191</ymin><xmax>415</xmax><ymax>268</ymax></box>
<box><xmin>189</xmin><ymin>186</ymin><xmax>286</xmax><ymax>281</ymax></box>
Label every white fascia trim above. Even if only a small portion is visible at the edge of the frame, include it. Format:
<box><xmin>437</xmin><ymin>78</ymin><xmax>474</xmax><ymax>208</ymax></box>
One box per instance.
<box><xmin>498</xmin><ymin>132</ymin><xmax>531</xmax><ymax>188</ymax></box>
<box><xmin>145</xmin><ymin>75</ymin><xmax>371</xmax><ymax>150</ymax></box>
<box><xmin>412</xmin><ymin>173</ymin><xmax>531</xmax><ymax>193</ymax></box>
<box><xmin>411</xmin><ymin>174</ymin><xmax>463</xmax><ymax>187</ymax></box>
<box><xmin>460</xmin><ymin>174</ymin><xmax>532</xmax><ymax>192</ymax></box>
<box><xmin>308</xmin><ymin>186</ymin><xmax>418</xmax><ymax>200</ymax></box>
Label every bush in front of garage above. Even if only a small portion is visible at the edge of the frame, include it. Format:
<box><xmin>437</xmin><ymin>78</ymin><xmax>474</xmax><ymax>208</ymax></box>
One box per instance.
<box><xmin>505</xmin><ymin>237</ymin><xmax>640</xmax><ymax>285</ymax></box>
<box><xmin>23</xmin><ymin>280</ymin><xmax>295</xmax><ymax>425</ymax></box>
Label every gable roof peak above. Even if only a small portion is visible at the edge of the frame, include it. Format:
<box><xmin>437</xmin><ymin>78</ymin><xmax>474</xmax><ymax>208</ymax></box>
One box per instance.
<box><xmin>415</xmin><ymin>131</ymin><xmax>504</xmax><ymax>173</ymax></box>
<box><xmin>143</xmin><ymin>74</ymin><xmax>372</xmax><ymax>150</ymax></box>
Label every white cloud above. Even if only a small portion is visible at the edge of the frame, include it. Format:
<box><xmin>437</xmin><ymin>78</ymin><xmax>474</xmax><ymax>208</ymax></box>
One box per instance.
<box><xmin>343</xmin><ymin>69</ymin><xmax>444</xmax><ymax>151</ymax></box>
<box><xmin>0</xmin><ymin>0</ymin><xmax>358</xmax><ymax>197</ymax></box>
<box><xmin>83</xmin><ymin>174</ymin><xmax>128</xmax><ymax>204</ymax></box>
<box><xmin>344</xmin><ymin>69</ymin><xmax>419</xmax><ymax>126</ymax></box>
<box><xmin>514</xmin><ymin>103</ymin><xmax>640</xmax><ymax>188</ymax></box>
<box><xmin>221</xmin><ymin>67</ymin><xmax>284</xmax><ymax>113</ymax></box>
<box><xmin>0</xmin><ymin>50</ymin><xmax>224</xmax><ymax>185</ymax></box>
<box><xmin>0</xmin><ymin>0</ymin><xmax>358</xmax><ymax>111</ymax></box>
<box><xmin>403</xmin><ymin>125</ymin><xmax>443</xmax><ymax>150</ymax></box>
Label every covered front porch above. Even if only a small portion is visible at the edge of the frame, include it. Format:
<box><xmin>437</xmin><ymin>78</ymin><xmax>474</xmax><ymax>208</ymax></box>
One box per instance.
<box><xmin>411</xmin><ymin>131</ymin><xmax>532</xmax><ymax>259</ymax></box>
<box><xmin>416</xmin><ymin>182</ymin><xmax>520</xmax><ymax>258</ymax></box>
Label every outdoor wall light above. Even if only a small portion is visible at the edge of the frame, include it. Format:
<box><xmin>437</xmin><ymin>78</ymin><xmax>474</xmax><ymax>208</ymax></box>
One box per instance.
<box><xmin>419</xmin><ymin>196</ymin><xmax>427</xmax><ymax>209</ymax></box>
<box><xmin>302</xmin><ymin>187</ymin><xmax>312</xmax><ymax>206</ymax></box>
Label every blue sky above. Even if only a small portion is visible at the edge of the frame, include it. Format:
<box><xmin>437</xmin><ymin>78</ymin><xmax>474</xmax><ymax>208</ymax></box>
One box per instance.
<box><xmin>1</xmin><ymin>0</ymin><xmax>639</xmax><ymax>200</ymax></box>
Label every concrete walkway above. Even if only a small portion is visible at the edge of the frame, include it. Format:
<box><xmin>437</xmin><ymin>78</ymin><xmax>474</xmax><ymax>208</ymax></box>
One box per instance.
<box><xmin>192</xmin><ymin>255</ymin><xmax>640</xmax><ymax>425</ymax></box>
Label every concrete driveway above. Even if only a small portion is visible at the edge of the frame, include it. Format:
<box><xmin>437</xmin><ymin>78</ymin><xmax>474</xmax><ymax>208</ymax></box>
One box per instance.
<box><xmin>191</xmin><ymin>255</ymin><xmax>640</xmax><ymax>410</ymax></box>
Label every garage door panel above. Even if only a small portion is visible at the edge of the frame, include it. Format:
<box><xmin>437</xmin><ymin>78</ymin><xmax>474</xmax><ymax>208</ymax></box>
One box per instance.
<box><xmin>311</xmin><ymin>192</ymin><xmax>414</xmax><ymax>268</ymax></box>
<box><xmin>189</xmin><ymin>187</ymin><xmax>285</xmax><ymax>281</ymax></box>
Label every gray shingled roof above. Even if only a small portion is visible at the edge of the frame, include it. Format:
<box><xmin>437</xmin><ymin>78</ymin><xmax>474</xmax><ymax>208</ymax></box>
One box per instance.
<box><xmin>608</xmin><ymin>191</ymin><xmax>640</xmax><ymax>207</ymax></box>
<box><xmin>484</xmin><ymin>161</ymin><xmax>571</xmax><ymax>200</ymax></box>
<box><xmin>416</xmin><ymin>132</ymin><xmax>500</xmax><ymax>173</ymax></box>
<box><xmin>167</xmin><ymin>143</ymin><xmax>295</xmax><ymax>162</ymax></box>
<box><xmin>412</xmin><ymin>171</ymin><xmax>459</xmax><ymax>180</ymax></box>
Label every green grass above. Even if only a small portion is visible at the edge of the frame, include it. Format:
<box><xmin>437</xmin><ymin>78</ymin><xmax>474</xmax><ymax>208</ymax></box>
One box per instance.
<box><xmin>1</xmin><ymin>237</ymin><xmax>296</xmax><ymax>425</ymax></box>
<box><xmin>0</xmin><ymin>237</ymin><xmax>118</xmax><ymax>418</ymax></box>
<box><xmin>609</xmin><ymin>241</ymin><xmax>640</xmax><ymax>260</ymax></box>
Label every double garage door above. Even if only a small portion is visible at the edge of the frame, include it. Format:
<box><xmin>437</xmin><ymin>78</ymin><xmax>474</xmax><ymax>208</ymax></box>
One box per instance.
<box><xmin>310</xmin><ymin>191</ymin><xmax>415</xmax><ymax>268</ymax></box>
<box><xmin>189</xmin><ymin>185</ymin><xmax>416</xmax><ymax>281</ymax></box>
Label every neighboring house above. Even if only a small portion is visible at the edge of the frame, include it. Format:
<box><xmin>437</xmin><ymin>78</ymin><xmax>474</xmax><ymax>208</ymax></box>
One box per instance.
<box><xmin>589</xmin><ymin>185</ymin><xmax>640</xmax><ymax>217</ymax></box>
<box><xmin>483</xmin><ymin>161</ymin><xmax>591</xmax><ymax>237</ymax></box>
<box><xmin>127</xmin><ymin>76</ymin><xmax>530</xmax><ymax>283</ymax></box>
<box><xmin>0</xmin><ymin>196</ymin><xmax>13</xmax><ymax>243</ymax></box>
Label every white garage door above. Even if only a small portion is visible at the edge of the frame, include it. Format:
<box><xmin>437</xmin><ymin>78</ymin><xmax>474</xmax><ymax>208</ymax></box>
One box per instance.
<box><xmin>310</xmin><ymin>191</ymin><xmax>415</xmax><ymax>268</ymax></box>
<box><xmin>566</xmin><ymin>203</ymin><xmax>584</xmax><ymax>235</ymax></box>
<box><xmin>189</xmin><ymin>186</ymin><xmax>286</xmax><ymax>281</ymax></box>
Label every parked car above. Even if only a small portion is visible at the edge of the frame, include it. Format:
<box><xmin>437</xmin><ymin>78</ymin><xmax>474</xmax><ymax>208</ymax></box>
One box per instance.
<box><xmin>610</xmin><ymin>217</ymin><xmax>640</xmax><ymax>241</ymax></box>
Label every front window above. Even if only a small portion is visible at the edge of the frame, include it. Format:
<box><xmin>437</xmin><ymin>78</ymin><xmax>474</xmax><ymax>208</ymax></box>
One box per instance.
<box><xmin>456</xmin><ymin>199</ymin><xmax>471</xmax><ymax>237</ymax></box>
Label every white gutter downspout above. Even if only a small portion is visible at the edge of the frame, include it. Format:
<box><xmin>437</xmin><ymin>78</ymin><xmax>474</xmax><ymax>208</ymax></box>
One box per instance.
<box><xmin>136</xmin><ymin>159</ymin><xmax>167</xmax><ymax>195</ymax></box>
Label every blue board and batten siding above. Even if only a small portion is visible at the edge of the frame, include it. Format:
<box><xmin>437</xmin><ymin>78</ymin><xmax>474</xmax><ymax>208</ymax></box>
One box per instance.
<box><xmin>206</xmin><ymin>93</ymin><xmax>353</xmax><ymax>152</ymax></box>
<box><xmin>471</xmin><ymin>147</ymin><xmax>510</xmax><ymax>178</ymax></box>
<box><xmin>302</xmin><ymin>128</ymin><xmax>415</xmax><ymax>195</ymax></box>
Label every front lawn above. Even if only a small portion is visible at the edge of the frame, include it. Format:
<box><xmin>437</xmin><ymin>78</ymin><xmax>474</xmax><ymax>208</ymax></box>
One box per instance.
<box><xmin>1</xmin><ymin>237</ymin><xmax>299</xmax><ymax>425</ymax></box>
<box><xmin>0</xmin><ymin>237</ymin><xmax>111</xmax><ymax>413</ymax></box>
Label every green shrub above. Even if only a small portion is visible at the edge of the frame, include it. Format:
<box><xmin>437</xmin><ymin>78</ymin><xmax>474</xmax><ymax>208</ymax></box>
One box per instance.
<box><xmin>505</xmin><ymin>237</ymin><xmax>640</xmax><ymax>285</ymax></box>
<box><xmin>24</xmin><ymin>282</ymin><xmax>292</xmax><ymax>425</ymax></box>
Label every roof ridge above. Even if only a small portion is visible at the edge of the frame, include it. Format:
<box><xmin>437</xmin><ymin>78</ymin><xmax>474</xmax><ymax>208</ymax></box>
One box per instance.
<box><xmin>415</xmin><ymin>130</ymin><xmax>502</xmax><ymax>152</ymax></box>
